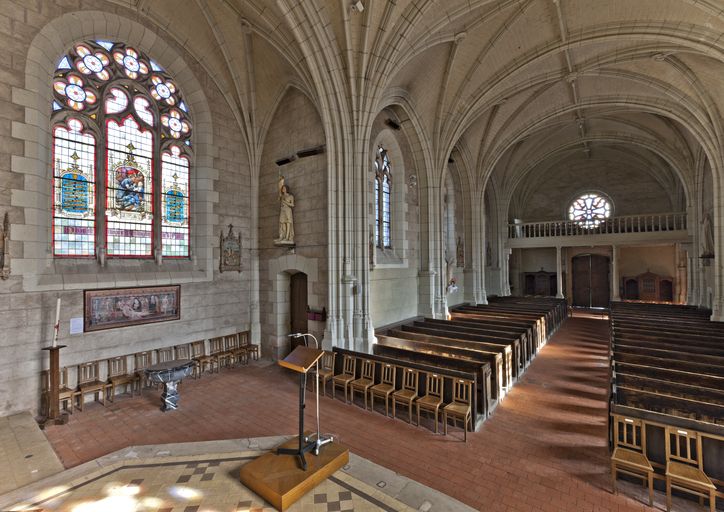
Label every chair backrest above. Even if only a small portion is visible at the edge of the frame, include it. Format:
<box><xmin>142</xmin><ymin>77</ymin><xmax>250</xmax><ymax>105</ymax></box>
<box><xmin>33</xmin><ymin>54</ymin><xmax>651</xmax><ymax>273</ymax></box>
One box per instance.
<box><xmin>425</xmin><ymin>372</ymin><xmax>444</xmax><ymax>399</ymax></box>
<box><xmin>134</xmin><ymin>351</ymin><xmax>152</xmax><ymax>370</ymax></box>
<box><xmin>60</xmin><ymin>367</ymin><xmax>70</xmax><ymax>388</ymax></box>
<box><xmin>174</xmin><ymin>344</ymin><xmax>191</xmax><ymax>360</ymax></box>
<box><xmin>107</xmin><ymin>356</ymin><xmax>128</xmax><ymax>378</ymax></box>
<box><xmin>209</xmin><ymin>336</ymin><xmax>224</xmax><ymax>354</ymax></box>
<box><xmin>224</xmin><ymin>333</ymin><xmax>238</xmax><ymax>350</ymax></box>
<box><xmin>157</xmin><ymin>347</ymin><xmax>174</xmax><ymax>363</ymax></box>
<box><xmin>452</xmin><ymin>378</ymin><xmax>473</xmax><ymax>405</ymax></box>
<box><xmin>238</xmin><ymin>331</ymin><xmax>250</xmax><ymax>347</ymax></box>
<box><xmin>321</xmin><ymin>351</ymin><xmax>335</xmax><ymax>370</ymax></box>
<box><xmin>401</xmin><ymin>367</ymin><xmax>418</xmax><ymax>392</ymax></box>
<box><xmin>342</xmin><ymin>354</ymin><xmax>356</xmax><ymax>376</ymax></box>
<box><xmin>612</xmin><ymin>414</ymin><xmax>646</xmax><ymax>453</ymax></box>
<box><xmin>360</xmin><ymin>359</ymin><xmax>375</xmax><ymax>380</ymax></box>
<box><xmin>78</xmin><ymin>361</ymin><xmax>100</xmax><ymax>385</ymax></box>
<box><xmin>190</xmin><ymin>340</ymin><xmax>205</xmax><ymax>357</ymax></box>
<box><xmin>380</xmin><ymin>363</ymin><xmax>396</xmax><ymax>386</ymax></box>
<box><xmin>665</xmin><ymin>426</ymin><xmax>704</xmax><ymax>470</ymax></box>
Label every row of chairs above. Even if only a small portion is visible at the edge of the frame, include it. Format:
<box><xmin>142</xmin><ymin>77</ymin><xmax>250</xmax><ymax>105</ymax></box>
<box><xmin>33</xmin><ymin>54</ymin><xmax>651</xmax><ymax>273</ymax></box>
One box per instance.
<box><xmin>45</xmin><ymin>331</ymin><xmax>256</xmax><ymax>414</ymax></box>
<box><xmin>610</xmin><ymin>413</ymin><xmax>718</xmax><ymax>511</ymax></box>
<box><xmin>314</xmin><ymin>352</ymin><xmax>474</xmax><ymax>441</ymax></box>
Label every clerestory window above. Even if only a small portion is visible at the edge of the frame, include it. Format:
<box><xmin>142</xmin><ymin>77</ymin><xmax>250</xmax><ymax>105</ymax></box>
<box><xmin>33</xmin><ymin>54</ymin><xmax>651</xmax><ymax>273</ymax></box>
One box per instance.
<box><xmin>51</xmin><ymin>41</ymin><xmax>192</xmax><ymax>259</ymax></box>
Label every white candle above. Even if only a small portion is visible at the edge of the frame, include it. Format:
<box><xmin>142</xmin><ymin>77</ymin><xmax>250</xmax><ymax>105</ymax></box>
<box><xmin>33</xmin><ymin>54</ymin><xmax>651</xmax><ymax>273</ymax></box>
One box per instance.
<box><xmin>52</xmin><ymin>297</ymin><xmax>61</xmax><ymax>348</ymax></box>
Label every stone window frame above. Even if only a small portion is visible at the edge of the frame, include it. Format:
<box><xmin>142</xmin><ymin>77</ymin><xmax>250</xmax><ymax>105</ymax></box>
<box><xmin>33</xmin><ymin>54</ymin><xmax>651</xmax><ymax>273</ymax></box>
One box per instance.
<box><xmin>371</xmin><ymin>132</ymin><xmax>409</xmax><ymax>268</ymax></box>
<box><xmin>11</xmin><ymin>12</ymin><xmax>217</xmax><ymax>292</ymax></box>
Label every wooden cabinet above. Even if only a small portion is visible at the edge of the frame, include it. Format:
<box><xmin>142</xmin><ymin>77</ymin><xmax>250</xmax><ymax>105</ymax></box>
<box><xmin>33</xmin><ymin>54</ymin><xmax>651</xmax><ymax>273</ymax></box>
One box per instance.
<box><xmin>523</xmin><ymin>270</ymin><xmax>557</xmax><ymax>296</ymax></box>
<box><xmin>621</xmin><ymin>272</ymin><xmax>674</xmax><ymax>302</ymax></box>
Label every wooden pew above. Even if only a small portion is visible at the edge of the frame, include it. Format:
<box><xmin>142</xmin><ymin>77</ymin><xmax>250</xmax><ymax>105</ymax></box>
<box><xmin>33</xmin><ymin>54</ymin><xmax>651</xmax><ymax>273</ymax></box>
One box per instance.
<box><xmin>452</xmin><ymin>309</ymin><xmax>543</xmax><ymax>351</ymax></box>
<box><xmin>614</xmin><ymin>386</ymin><xmax>724</xmax><ymax>425</ymax></box>
<box><xmin>613</xmin><ymin>362</ymin><xmax>724</xmax><ymax>391</ymax></box>
<box><xmin>438</xmin><ymin>316</ymin><xmax>534</xmax><ymax>365</ymax></box>
<box><xmin>377</xmin><ymin>333</ymin><xmax>505</xmax><ymax>401</ymax></box>
<box><xmin>401</xmin><ymin>322</ymin><xmax>521</xmax><ymax>383</ymax></box>
<box><xmin>418</xmin><ymin>318</ymin><xmax>529</xmax><ymax>370</ymax></box>
<box><xmin>373</xmin><ymin>343</ymin><xmax>498</xmax><ymax>417</ymax></box>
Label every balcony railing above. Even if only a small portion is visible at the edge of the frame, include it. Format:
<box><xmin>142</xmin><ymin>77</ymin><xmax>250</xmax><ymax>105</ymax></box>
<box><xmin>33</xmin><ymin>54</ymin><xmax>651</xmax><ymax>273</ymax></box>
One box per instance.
<box><xmin>508</xmin><ymin>212</ymin><xmax>687</xmax><ymax>239</ymax></box>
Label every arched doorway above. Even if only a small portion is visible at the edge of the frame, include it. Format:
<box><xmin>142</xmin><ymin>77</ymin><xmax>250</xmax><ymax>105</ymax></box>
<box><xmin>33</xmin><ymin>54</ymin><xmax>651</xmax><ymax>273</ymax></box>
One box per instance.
<box><xmin>572</xmin><ymin>254</ymin><xmax>610</xmax><ymax>308</ymax></box>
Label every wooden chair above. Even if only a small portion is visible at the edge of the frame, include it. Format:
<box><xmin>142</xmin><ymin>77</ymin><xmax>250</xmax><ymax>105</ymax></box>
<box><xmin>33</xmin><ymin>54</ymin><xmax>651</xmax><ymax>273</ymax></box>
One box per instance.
<box><xmin>209</xmin><ymin>336</ymin><xmax>232</xmax><ymax>369</ymax></box>
<box><xmin>610</xmin><ymin>414</ymin><xmax>654</xmax><ymax>507</ymax></box>
<box><xmin>156</xmin><ymin>346</ymin><xmax>174</xmax><ymax>363</ymax></box>
<box><xmin>225</xmin><ymin>333</ymin><xmax>247</xmax><ymax>366</ymax></box>
<box><xmin>332</xmin><ymin>355</ymin><xmax>356</xmax><ymax>403</ymax></box>
<box><xmin>315</xmin><ymin>351</ymin><xmax>336</xmax><ymax>397</ymax></box>
<box><xmin>190</xmin><ymin>340</ymin><xmax>217</xmax><ymax>375</ymax></box>
<box><xmin>174</xmin><ymin>343</ymin><xmax>199</xmax><ymax>378</ymax></box>
<box><xmin>370</xmin><ymin>363</ymin><xmax>397</xmax><ymax>416</ymax></box>
<box><xmin>42</xmin><ymin>368</ymin><xmax>78</xmax><ymax>416</ymax></box>
<box><xmin>665</xmin><ymin>426</ymin><xmax>716</xmax><ymax>512</ymax></box>
<box><xmin>133</xmin><ymin>351</ymin><xmax>154</xmax><ymax>390</ymax></box>
<box><xmin>239</xmin><ymin>330</ymin><xmax>259</xmax><ymax>361</ymax></box>
<box><xmin>416</xmin><ymin>372</ymin><xmax>444</xmax><ymax>433</ymax></box>
<box><xmin>392</xmin><ymin>367</ymin><xmax>418</xmax><ymax>423</ymax></box>
<box><xmin>443</xmin><ymin>378</ymin><xmax>473</xmax><ymax>441</ymax></box>
<box><xmin>106</xmin><ymin>356</ymin><xmax>137</xmax><ymax>402</ymax></box>
<box><xmin>76</xmin><ymin>361</ymin><xmax>108</xmax><ymax>411</ymax></box>
<box><xmin>350</xmin><ymin>359</ymin><xmax>376</xmax><ymax>409</ymax></box>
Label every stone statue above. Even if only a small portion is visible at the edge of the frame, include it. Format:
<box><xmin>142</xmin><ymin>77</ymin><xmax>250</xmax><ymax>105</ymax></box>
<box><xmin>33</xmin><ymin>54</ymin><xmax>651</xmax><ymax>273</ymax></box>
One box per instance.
<box><xmin>456</xmin><ymin>236</ymin><xmax>464</xmax><ymax>267</ymax></box>
<box><xmin>275</xmin><ymin>176</ymin><xmax>295</xmax><ymax>245</ymax></box>
<box><xmin>701</xmin><ymin>212</ymin><xmax>714</xmax><ymax>257</ymax></box>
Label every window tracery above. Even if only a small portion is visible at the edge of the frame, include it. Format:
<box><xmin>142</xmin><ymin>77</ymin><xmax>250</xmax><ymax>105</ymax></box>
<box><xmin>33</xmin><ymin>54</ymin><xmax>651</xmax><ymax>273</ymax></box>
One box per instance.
<box><xmin>52</xmin><ymin>41</ymin><xmax>192</xmax><ymax>258</ymax></box>
<box><xmin>374</xmin><ymin>146</ymin><xmax>392</xmax><ymax>248</ymax></box>
<box><xmin>568</xmin><ymin>193</ymin><xmax>611</xmax><ymax>228</ymax></box>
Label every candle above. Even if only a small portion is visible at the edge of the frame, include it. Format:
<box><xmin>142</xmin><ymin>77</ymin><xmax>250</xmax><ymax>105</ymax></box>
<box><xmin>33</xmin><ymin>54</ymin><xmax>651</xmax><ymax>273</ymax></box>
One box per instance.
<box><xmin>53</xmin><ymin>297</ymin><xmax>61</xmax><ymax>348</ymax></box>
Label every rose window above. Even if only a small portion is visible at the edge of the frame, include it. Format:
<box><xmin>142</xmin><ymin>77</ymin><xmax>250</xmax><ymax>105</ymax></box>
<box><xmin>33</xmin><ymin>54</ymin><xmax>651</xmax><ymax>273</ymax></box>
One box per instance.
<box><xmin>568</xmin><ymin>193</ymin><xmax>612</xmax><ymax>228</ymax></box>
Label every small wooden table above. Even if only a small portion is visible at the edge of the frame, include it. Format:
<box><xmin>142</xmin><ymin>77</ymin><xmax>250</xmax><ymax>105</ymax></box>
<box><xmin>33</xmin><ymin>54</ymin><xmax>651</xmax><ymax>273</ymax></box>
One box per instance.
<box><xmin>145</xmin><ymin>359</ymin><xmax>195</xmax><ymax>412</ymax></box>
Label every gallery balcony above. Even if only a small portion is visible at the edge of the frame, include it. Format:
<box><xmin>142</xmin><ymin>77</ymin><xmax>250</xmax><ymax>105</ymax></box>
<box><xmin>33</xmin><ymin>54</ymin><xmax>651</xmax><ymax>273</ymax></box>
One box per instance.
<box><xmin>507</xmin><ymin>212</ymin><xmax>689</xmax><ymax>248</ymax></box>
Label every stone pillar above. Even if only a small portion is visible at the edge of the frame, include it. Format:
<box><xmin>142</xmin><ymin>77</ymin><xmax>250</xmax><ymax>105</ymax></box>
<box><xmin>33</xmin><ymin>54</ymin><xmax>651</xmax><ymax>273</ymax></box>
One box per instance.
<box><xmin>556</xmin><ymin>246</ymin><xmax>564</xmax><ymax>299</ymax></box>
<box><xmin>611</xmin><ymin>245</ymin><xmax>620</xmax><ymax>301</ymax></box>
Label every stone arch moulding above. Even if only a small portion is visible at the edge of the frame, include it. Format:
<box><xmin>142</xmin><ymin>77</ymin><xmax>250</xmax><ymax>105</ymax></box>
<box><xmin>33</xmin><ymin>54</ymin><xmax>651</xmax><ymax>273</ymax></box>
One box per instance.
<box><xmin>13</xmin><ymin>10</ymin><xmax>217</xmax><ymax>292</ymax></box>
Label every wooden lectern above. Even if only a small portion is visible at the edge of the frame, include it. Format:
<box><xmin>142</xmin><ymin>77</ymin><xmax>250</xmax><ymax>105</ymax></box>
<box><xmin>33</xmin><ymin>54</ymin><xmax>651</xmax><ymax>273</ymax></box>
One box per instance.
<box><xmin>277</xmin><ymin>345</ymin><xmax>324</xmax><ymax>470</ymax></box>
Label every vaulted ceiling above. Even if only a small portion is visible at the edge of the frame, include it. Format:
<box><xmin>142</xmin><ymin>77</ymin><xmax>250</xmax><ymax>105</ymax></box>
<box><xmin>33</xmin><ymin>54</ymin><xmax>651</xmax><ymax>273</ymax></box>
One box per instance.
<box><xmin>121</xmin><ymin>0</ymin><xmax>724</xmax><ymax>212</ymax></box>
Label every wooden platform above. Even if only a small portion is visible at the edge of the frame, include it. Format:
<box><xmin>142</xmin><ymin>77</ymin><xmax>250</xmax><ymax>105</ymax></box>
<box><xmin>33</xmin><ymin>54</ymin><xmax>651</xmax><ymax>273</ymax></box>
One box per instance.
<box><xmin>239</xmin><ymin>435</ymin><xmax>349</xmax><ymax>511</ymax></box>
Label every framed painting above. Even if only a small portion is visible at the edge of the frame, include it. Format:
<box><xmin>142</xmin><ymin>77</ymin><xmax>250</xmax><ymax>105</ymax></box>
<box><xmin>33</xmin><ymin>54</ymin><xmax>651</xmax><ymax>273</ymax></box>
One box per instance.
<box><xmin>84</xmin><ymin>285</ymin><xmax>180</xmax><ymax>332</ymax></box>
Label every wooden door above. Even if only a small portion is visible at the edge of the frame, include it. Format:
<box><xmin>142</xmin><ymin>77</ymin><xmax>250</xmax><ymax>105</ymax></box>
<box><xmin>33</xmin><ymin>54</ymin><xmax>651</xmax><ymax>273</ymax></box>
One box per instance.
<box><xmin>290</xmin><ymin>272</ymin><xmax>308</xmax><ymax>349</ymax></box>
<box><xmin>572</xmin><ymin>254</ymin><xmax>610</xmax><ymax>308</ymax></box>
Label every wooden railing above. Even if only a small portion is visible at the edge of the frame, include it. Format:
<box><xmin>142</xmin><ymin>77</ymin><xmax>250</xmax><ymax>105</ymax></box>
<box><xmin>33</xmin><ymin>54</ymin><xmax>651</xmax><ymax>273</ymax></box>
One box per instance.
<box><xmin>508</xmin><ymin>212</ymin><xmax>687</xmax><ymax>239</ymax></box>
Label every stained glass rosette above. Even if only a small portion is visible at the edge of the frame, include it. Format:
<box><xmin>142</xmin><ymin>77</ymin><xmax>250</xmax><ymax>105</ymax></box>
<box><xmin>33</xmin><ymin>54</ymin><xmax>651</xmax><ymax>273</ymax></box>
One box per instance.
<box><xmin>569</xmin><ymin>193</ymin><xmax>611</xmax><ymax>229</ymax></box>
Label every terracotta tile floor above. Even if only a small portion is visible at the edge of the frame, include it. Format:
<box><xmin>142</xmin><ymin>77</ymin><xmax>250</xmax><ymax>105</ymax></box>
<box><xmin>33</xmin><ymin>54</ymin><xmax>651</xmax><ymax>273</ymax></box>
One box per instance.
<box><xmin>44</xmin><ymin>316</ymin><xmax>659</xmax><ymax>511</ymax></box>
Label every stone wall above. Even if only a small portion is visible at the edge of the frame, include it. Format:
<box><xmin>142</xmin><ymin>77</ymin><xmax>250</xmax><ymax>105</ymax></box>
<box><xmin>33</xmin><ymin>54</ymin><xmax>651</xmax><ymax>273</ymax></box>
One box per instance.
<box><xmin>258</xmin><ymin>88</ymin><xmax>327</xmax><ymax>359</ymax></box>
<box><xmin>0</xmin><ymin>4</ymin><xmax>251</xmax><ymax>415</ymax></box>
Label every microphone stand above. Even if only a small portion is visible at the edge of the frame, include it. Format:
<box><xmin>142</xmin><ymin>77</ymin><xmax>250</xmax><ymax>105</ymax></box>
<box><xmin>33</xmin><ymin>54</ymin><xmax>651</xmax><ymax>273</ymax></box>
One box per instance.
<box><xmin>289</xmin><ymin>333</ymin><xmax>334</xmax><ymax>455</ymax></box>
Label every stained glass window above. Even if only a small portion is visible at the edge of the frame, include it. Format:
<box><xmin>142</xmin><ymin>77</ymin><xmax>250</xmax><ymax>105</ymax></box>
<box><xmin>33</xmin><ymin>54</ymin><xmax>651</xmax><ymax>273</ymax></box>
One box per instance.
<box><xmin>374</xmin><ymin>146</ymin><xmax>392</xmax><ymax>248</ymax></box>
<box><xmin>53</xmin><ymin>119</ymin><xmax>96</xmax><ymax>256</ymax></box>
<box><xmin>569</xmin><ymin>193</ymin><xmax>612</xmax><ymax>228</ymax></box>
<box><xmin>51</xmin><ymin>41</ymin><xmax>192</xmax><ymax>259</ymax></box>
<box><xmin>161</xmin><ymin>146</ymin><xmax>190</xmax><ymax>257</ymax></box>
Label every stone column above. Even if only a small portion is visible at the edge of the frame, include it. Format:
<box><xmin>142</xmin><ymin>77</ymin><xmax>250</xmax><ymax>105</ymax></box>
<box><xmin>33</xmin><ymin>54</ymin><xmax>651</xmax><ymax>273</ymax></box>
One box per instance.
<box><xmin>611</xmin><ymin>245</ymin><xmax>620</xmax><ymax>301</ymax></box>
<box><xmin>556</xmin><ymin>246</ymin><xmax>564</xmax><ymax>299</ymax></box>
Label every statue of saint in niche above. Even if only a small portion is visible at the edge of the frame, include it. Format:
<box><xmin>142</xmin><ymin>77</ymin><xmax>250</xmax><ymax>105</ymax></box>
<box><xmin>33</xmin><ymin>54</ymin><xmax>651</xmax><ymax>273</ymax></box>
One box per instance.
<box><xmin>275</xmin><ymin>176</ymin><xmax>295</xmax><ymax>245</ymax></box>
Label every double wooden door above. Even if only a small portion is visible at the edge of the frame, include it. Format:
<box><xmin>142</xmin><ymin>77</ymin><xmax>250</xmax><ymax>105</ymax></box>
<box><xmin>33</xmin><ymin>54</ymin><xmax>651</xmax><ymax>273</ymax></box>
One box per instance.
<box><xmin>572</xmin><ymin>254</ymin><xmax>610</xmax><ymax>308</ymax></box>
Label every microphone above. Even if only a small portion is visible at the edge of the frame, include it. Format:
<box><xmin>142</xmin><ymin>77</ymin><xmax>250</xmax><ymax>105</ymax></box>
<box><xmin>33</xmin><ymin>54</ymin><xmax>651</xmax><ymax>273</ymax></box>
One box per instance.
<box><xmin>288</xmin><ymin>333</ymin><xmax>303</xmax><ymax>337</ymax></box>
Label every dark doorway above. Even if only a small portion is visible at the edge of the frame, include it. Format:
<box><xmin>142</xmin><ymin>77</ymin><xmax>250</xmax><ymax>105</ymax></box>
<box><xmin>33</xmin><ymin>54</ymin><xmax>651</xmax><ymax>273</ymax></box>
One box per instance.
<box><xmin>290</xmin><ymin>272</ymin><xmax>308</xmax><ymax>350</ymax></box>
<box><xmin>572</xmin><ymin>254</ymin><xmax>610</xmax><ymax>308</ymax></box>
